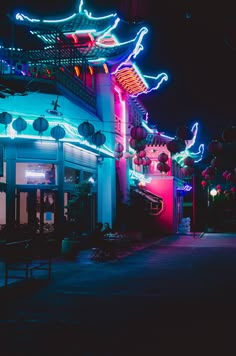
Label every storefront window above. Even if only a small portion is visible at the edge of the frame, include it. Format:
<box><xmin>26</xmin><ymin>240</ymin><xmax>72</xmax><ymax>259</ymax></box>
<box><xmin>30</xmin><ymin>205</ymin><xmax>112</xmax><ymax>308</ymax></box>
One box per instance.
<box><xmin>0</xmin><ymin>162</ymin><xmax>6</xmax><ymax>183</ymax></box>
<box><xmin>64</xmin><ymin>167</ymin><xmax>80</xmax><ymax>184</ymax></box>
<box><xmin>16</xmin><ymin>163</ymin><xmax>57</xmax><ymax>185</ymax></box>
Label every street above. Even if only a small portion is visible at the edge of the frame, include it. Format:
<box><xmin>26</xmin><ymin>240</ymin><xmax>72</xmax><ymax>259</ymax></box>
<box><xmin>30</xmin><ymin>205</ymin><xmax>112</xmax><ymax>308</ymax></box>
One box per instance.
<box><xmin>0</xmin><ymin>232</ymin><xmax>236</xmax><ymax>355</ymax></box>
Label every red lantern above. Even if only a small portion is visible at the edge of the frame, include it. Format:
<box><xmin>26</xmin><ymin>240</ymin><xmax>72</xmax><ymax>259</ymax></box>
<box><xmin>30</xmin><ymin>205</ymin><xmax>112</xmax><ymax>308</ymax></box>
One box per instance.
<box><xmin>201</xmin><ymin>180</ymin><xmax>207</xmax><ymax>188</ymax></box>
<box><xmin>181</xmin><ymin>166</ymin><xmax>194</xmax><ymax>178</ymax></box>
<box><xmin>78</xmin><ymin>121</ymin><xmax>95</xmax><ymax>137</ymax></box>
<box><xmin>162</xmin><ymin>163</ymin><xmax>170</xmax><ymax>173</ymax></box>
<box><xmin>50</xmin><ymin>124</ymin><xmax>66</xmax><ymax>140</ymax></box>
<box><xmin>134</xmin><ymin>157</ymin><xmax>143</xmax><ymax>165</ymax></box>
<box><xmin>115</xmin><ymin>142</ymin><xmax>124</xmax><ymax>153</ymax></box>
<box><xmin>207</xmin><ymin>140</ymin><xmax>223</xmax><ymax>155</ymax></box>
<box><xmin>158</xmin><ymin>152</ymin><xmax>168</xmax><ymax>163</ymax></box>
<box><xmin>157</xmin><ymin>162</ymin><xmax>170</xmax><ymax>173</ymax></box>
<box><xmin>226</xmin><ymin>173</ymin><xmax>236</xmax><ymax>183</ymax></box>
<box><xmin>166</xmin><ymin>139</ymin><xmax>186</xmax><ymax>154</ymax></box>
<box><xmin>222</xmin><ymin>170</ymin><xmax>229</xmax><ymax>178</ymax></box>
<box><xmin>129</xmin><ymin>138</ymin><xmax>146</xmax><ymax>152</ymax></box>
<box><xmin>91</xmin><ymin>131</ymin><xmax>106</xmax><ymax>147</ymax></box>
<box><xmin>142</xmin><ymin>157</ymin><xmax>151</xmax><ymax>166</ymax></box>
<box><xmin>156</xmin><ymin>162</ymin><xmax>164</xmax><ymax>172</ymax></box>
<box><xmin>183</xmin><ymin>156</ymin><xmax>194</xmax><ymax>166</ymax></box>
<box><xmin>33</xmin><ymin>116</ymin><xmax>49</xmax><ymax>134</ymax></box>
<box><xmin>202</xmin><ymin>169</ymin><xmax>207</xmax><ymax>177</ymax></box>
<box><xmin>205</xmin><ymin>166</ymin><xmax>216</xmax><ymax>176</ymax></box>
<box><xmin>216</xmin><ymin>184</ymin><xmax>221</xmax><ymax>190</ymax></box>
<box><xmin>138</xmin><ymin>150</ymin><xmax>146</xmax><ymax>158</ymax></box>
<box><xmin>130</xmin><ymin>125</ymin><xmax>147</xmax><ymax>141</ymax></box>
<box><xmin>222</xmin><ymin>126</ymin><xmax>236</xmax><ymax>143</ymax></box>
<box><xmin>176</xmin><ymin>126</ymin><xmax>194</xmax><ymax>141</ymax></box>
<box><xmin>202</xmin><ymin>166</ymin><xmax>216</xmax><ymax>180</ymax></box>
<box><xmin>12</xmin><ymin>116</ymin><xmax>27</xmax><ymax>133</ymax></box>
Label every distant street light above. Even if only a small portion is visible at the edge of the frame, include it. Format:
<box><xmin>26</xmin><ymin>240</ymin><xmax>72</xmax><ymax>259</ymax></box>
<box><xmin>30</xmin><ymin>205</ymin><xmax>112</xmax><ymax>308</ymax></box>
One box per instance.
<box><xmin>210</xmin><ymin>188</ymin><xmax>217</xmax><ymax>199</ymax></box>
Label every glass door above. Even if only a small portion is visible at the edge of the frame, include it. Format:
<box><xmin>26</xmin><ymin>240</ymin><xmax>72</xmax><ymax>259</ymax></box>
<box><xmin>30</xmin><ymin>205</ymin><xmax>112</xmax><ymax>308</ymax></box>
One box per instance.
<box><xmin>15</xmin><ymin>188</ymin><xmax>57</xmax><ymax>235</ymax></box>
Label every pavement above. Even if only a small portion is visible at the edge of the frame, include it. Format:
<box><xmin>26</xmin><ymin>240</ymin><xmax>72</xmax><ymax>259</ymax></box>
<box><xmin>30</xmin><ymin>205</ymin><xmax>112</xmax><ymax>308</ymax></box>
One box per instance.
<box><xmin>0</xmin><ymin>231</ymin><xmax>236</xmax><ymax>355</ymax></box>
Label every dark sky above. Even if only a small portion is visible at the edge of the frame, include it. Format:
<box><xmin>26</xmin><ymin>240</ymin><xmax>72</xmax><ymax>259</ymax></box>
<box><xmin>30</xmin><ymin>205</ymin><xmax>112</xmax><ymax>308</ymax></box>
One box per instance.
<box><xmin>1</xmin><ymin>0</ymin><xmax>236</xmax><ymax>143</ymax></box>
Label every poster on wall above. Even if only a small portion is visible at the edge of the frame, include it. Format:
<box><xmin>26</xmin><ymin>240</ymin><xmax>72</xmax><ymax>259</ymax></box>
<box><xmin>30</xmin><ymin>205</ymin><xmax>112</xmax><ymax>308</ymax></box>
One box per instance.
<box><xmin>0</xmin><ymin>144</ymin><xmax>3</xmax><ymax>177</ymax></box>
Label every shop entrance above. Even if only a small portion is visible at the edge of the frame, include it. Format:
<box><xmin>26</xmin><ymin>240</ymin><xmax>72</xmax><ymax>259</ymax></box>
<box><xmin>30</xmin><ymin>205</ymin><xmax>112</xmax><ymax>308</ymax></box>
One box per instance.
<box><xmin>15</xmin><ymin>188</ymin><xmax>57</xmax><ymax>235</ymax></box>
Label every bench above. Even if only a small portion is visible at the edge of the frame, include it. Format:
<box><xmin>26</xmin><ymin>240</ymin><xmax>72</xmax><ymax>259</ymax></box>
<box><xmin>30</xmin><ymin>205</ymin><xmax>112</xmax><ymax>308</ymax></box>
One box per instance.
<box><xmin>3</xmin><ymin>239</ymin><xmax>52</xmax><ymax>287</ymax></box>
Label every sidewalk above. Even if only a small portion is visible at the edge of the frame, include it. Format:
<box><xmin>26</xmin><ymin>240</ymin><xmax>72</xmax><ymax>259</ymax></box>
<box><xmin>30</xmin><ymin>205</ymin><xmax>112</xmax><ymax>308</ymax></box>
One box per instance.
<box><xmin>0</xmin><ymin>234</ymin><xmax>168</xmax><ymax>290</ymax></box>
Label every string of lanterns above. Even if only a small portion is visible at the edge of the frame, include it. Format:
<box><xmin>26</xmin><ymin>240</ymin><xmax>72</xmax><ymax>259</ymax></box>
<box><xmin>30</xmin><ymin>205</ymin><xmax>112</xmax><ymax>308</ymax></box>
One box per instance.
<box><xmin>156</xmin><ymin>152</ymin><xmax>170</xmax><ymax>173</ymax></box>
<box><xmin>201</xmin><ymin>124</ymin><xmax>236</xmax><ymax>189</ymax></box>
<box><xmin>0</xmin><ymin>113</ymin><xmax>107</xmax><ymax>147</ymax></box>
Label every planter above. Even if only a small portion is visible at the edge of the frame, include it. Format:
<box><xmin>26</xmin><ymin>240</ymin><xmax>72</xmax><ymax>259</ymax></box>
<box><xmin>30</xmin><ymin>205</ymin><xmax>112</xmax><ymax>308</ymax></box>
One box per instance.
<box><xmin>61</xmin><ymin>237</ymin><xmax>80</xmax><ymax>259</ymax></box>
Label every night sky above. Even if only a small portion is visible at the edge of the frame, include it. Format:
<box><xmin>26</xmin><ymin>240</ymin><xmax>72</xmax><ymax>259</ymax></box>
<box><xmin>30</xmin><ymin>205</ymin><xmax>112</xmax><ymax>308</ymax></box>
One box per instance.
<box><xmin>1</xmin><ymin>0</ymin><xmax>236</xmax><ymax>144</ymax></box>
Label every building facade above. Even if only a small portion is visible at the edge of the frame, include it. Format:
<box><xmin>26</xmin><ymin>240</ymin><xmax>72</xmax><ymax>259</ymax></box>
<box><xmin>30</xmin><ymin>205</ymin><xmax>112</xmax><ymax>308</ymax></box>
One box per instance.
<box><xmin>0</xmin><ymin>1</ymin><xmax>203</xmax><ymax>240</ymax></box>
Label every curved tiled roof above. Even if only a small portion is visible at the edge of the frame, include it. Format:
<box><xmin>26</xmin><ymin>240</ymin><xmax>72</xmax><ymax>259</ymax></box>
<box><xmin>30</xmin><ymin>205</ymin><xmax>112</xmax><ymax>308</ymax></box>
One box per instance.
<box><xmin>14</xmin><ymin>6</ymin><xmax>118</xmax><ymax>35</ymax></box>
<box><xmin>145</xmin><ymin>133</ymin><xmax>172</xmax><ymax>146</ymax></box>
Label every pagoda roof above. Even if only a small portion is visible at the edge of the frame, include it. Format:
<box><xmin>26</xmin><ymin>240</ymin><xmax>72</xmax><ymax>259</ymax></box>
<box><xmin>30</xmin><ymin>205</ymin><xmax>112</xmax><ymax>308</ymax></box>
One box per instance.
<box><xmin>14</xmin><ymin>1</ymin><xmax>118</xmax><ymax>36</ymax></box>
<box><xmin>145</xmin><ymin>132</ymin><xmax>172</xmax><ymax>146</ymax></box>
<box><xmin>11</xmin><ymin>1</ymin><xmax>168</xmax><ymax>98</ymax></box>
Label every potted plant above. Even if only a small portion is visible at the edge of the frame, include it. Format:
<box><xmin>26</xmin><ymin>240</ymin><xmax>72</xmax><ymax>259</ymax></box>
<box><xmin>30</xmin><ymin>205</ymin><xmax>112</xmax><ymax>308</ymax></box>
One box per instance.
<box><xmin>62</xmin><ymin>180</ymin><xmax>92</xmax><ymax>259</ymax></box>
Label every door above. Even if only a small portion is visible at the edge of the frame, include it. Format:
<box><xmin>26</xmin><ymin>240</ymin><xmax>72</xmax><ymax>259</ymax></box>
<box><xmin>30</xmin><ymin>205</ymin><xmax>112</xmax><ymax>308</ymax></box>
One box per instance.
<box><xmin>15</xmin><ymin>188</ymin><xmax>57</xmax><ymax>235</ymax></box>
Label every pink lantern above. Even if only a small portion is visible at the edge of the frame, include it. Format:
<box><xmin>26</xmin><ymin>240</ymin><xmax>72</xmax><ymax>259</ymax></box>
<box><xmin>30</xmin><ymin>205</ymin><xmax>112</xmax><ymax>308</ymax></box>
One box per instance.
<box><xmin>230</xmin><ymin>187</ymin><xmax>236</xmax><ymax>193</ymax></box>
<box><xmin>130</xmin><ymin>125</ymin><xmax>147</xmax><ymax>141</ymax></box>
<box><xmin>216</xmin><ymin>185</ymin><xmax>221</xmax><ymax>190</ymax></box>
<box><xmin>158</xmin><ymin>152</ymin><xmax>168</xmax><ymax>163</ymax></box>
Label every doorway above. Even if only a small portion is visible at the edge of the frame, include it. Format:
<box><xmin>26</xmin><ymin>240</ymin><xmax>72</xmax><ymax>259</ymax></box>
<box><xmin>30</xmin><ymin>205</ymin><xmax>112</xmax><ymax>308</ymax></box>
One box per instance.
<box><xmin>15</xmin><ymin>188</ymin><xmax>57</xmax><ymax>235</ymax></box>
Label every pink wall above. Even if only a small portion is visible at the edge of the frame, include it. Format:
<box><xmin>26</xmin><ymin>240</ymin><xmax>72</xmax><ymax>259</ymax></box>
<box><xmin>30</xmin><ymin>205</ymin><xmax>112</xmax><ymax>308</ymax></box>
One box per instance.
<box><xmin>145</xmin><ymin>176</ymin><xmax>175</xmax><ymax>234</ymax></box>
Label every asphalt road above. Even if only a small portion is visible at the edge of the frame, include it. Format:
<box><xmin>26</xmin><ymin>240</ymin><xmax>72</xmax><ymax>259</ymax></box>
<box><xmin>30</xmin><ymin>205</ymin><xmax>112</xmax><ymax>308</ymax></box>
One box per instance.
<box><xmin>0</xmin><ymin>232</ymin><xmax>236</xmax><ymax>355</ymax></box>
